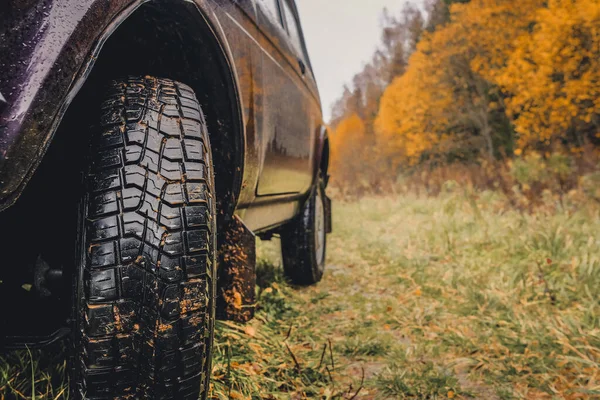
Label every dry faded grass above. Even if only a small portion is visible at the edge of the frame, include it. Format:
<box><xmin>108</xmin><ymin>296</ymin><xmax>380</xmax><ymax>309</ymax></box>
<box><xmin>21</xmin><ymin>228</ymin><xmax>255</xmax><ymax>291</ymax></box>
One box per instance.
<box><xmin>331</xmin><ymin>147</ymin><xmax>600</xmax><ymax>209</ymax></box>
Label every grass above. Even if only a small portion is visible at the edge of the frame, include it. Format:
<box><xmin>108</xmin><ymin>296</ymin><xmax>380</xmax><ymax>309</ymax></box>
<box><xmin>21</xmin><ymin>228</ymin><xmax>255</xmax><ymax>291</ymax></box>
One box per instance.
<box><xmin>2</xmin><ymin>188</ymin><xmax>600</xmax><ymax>399</ymax></box>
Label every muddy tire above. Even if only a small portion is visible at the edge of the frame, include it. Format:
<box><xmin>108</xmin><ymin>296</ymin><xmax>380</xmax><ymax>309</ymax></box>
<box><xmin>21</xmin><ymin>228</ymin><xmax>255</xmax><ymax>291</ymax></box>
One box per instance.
<box><xmin>71</xmin><ymin>77</ymin><xmax>216</xmax><ymax>399</ymax></box>
<box><xmin>280</xmin><ymin>176</ymin><xmax>327</xmax><ymax>285</ymax></box>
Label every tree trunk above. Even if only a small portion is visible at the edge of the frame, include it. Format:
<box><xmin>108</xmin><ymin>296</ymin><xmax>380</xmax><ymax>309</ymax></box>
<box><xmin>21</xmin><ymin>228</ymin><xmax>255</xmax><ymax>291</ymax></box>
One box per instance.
<box><xmin>478</xmin><ymin>108</ymin><xmax>495</xmax><ymax>159</ymax></box>
<box><xmin>481</xmin><ymin>120</ymin><xmax>494</xmax><ymax>159</ymax></box>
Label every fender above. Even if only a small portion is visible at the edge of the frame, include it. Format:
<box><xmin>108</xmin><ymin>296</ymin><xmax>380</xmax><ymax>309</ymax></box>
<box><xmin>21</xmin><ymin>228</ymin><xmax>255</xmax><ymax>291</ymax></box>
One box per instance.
<box><xmin>0</xmin><ymin>0</ymin><xmax>246</xmax><ymax>212</ymax></box>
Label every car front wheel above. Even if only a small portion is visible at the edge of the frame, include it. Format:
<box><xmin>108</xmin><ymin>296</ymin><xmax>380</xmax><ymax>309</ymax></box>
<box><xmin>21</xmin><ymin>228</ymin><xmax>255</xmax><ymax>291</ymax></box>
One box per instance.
<box><xmin>71</xmin><ymin>77</ymin><xmax>216</xmax><ymax>399</ymax></box>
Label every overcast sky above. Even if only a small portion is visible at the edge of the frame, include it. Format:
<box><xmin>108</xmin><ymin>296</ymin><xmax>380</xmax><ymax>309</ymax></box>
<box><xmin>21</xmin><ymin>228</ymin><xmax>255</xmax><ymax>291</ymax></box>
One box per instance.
<box><xmin>296</xmin><ymin>0</ymin><xmax>424</xmax><ymax>122</ymax></box>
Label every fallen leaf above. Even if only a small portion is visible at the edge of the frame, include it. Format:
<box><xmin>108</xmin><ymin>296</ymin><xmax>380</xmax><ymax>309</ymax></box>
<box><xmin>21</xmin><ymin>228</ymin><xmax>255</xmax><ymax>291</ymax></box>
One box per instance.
<box><xmin>244</xmin><ymin>326</ymin><xmax>256</xmax><ymax>337</ymax></box>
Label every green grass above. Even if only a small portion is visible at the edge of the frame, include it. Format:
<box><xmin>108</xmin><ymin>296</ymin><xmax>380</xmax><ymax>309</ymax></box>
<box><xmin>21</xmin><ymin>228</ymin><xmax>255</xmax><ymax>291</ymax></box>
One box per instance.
<box><xmin>2</xmin><ymin>189</ymin><xmax>600</xmax><ymax>398</ymax></box>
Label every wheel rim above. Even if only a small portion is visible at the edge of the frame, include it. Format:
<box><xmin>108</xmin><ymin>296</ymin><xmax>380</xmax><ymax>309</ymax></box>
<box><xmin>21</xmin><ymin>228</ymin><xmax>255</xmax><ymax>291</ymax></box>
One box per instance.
<box><xmin>314</xmin><ymin>189</ymin><xmax>326</xmax><ymax>266</ymax></box>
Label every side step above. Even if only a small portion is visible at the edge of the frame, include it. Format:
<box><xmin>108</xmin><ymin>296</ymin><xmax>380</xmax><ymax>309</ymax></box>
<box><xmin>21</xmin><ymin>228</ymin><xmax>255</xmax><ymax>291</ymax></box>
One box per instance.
<box><xmin>2</xmin><ymin>328</ymin><xmax>70</xmax><ymax>350</ymax></box>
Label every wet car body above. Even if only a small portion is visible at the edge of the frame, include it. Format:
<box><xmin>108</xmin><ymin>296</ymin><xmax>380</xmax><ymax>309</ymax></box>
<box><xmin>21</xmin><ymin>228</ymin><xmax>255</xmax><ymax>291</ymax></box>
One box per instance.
<box><xmin>0</xmin><ymin>0</ymin><xmax>330</xmax><ymax>346</ymax></box>
<box><xmin>0</xmin><ymin>0</ymin><xmax>329</xmax><ymax>225</ymax></box>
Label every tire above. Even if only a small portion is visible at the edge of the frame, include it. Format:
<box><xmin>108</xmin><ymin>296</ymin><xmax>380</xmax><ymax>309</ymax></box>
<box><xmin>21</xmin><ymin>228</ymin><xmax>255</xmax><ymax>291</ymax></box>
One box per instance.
<box><xmin>71</xmin><ymin>77</ymin><xmax>216</xmax><ymax>399</ymax></box>
<box><xmin>280</xmin><ymin>175</ymin><xmax>327</xmax><ymax>285</ymax></box>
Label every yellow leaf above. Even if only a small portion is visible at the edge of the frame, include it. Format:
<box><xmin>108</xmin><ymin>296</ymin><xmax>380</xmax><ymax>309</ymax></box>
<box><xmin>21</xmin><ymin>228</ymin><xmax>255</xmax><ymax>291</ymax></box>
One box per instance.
<box><xmin>244</xmin><ymin>326</ymin><xmax>256</xmax><ymax>337</ymax></box>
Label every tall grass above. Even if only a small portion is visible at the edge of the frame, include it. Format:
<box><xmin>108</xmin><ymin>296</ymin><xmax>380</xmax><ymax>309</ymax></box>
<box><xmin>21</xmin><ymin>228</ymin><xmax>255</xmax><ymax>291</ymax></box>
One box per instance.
<box><xmin>331</xmin><ymin>148</ymin><xmax>600</xmax><ymax>209</ymax></box>
<box><xmin>2</xmin><ymin>188</ymin><xmax>599</xmax><ymax>398</ymax></box>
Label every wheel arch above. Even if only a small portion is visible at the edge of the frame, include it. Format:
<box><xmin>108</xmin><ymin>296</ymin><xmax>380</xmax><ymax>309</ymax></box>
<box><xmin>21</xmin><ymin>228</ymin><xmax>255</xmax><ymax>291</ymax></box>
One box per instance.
<box><xmin>0</xmin><ymin>1</ymin><xmax>250</xmax><ymax>345</ymax></box>
<box><xmin>12</xmin><ymin>1</ymin><xmax>246</xmax><ymax>222</ymax></box>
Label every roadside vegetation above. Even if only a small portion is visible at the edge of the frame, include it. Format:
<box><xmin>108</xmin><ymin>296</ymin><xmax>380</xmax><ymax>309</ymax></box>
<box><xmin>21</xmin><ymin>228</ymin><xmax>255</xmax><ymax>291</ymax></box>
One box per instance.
<box><xmin>212</xmin><ymin>187</ymin><xmax>600</xmax><ymax>399</ymax></box>
<box><xmin>3</xmin><ymin>186</ymin><xmax>600</xmax><ymax>398</ymax></box>
<box><xmin>330</xmin><ymin>0</ymin><xmax>600</xmax><ymax>199</ymax></box>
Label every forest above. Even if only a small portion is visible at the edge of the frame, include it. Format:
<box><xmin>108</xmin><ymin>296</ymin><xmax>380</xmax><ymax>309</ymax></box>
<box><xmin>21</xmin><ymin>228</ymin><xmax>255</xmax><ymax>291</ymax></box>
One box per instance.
<box><xmin>330</xmin><ymin>0</ymin><xmax>600</xmax><ymax>202</ymax></box>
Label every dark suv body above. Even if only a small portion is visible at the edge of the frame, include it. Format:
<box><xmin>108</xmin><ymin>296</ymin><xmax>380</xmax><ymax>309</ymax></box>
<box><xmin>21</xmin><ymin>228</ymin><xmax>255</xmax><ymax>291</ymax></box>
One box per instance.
<box><xmin>0</xmin><ymin>1</ymin><xmax>330</xmax><ymax>398</ymax></box>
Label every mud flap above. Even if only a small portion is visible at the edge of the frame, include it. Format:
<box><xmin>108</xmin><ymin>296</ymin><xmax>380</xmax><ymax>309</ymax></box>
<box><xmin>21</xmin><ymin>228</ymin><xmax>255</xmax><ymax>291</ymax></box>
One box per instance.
<box><xmin>216</xmin><ymin>215</ymin><xmax>256</xmax><ymax>323</ymax></box>
<box><xmin>325</xmin><ymin>195</ymin><xmax>333</xmax><ymax>234</ymax></box>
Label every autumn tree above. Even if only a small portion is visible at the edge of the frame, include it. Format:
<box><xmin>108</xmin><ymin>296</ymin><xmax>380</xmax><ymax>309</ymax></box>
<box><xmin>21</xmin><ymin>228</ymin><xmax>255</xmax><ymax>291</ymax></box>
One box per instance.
<box><xmin>377</xmin><ymin>0</ymin><xmax>544</xmax><ymax>164</ymax></box>
<box><xmin>424</xmin><ymin>0</ymin><xmax>470</xmax><ymax>32</ymax></box>
<box><xmin>331</xmin><ymin>0</ymin><xmax>600</xmax><ymax>193</ymax></box>
<box><xmin>326</xmin><ymin>3</ymin><xmax>428</xmax><ymax>192</ymax></box>
<box><xmin>498</xmin><ymin>0</ymin><xmax>600</xmax><ymax>150</ymax></box>
<box><xmin>330</xmin><ymin>114</ymin><xmax>370</xmax><ymax>189</ymax></box>
<box><xmin>376</xmin><ymin>45</ymin><xmax>451</xmax><ymax>167</ymax></box>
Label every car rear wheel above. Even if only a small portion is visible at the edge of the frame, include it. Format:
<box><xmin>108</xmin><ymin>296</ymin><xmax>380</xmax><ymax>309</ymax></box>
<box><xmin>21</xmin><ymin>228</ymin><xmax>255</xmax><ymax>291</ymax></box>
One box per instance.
<box><xmin>71</xmin><ymin>77</ymin><xmax>216</xmax><ymax>399</ymax></box>
<box><xmin>280</xmin><ymin>175</ymin><xmax>327</xmax><ymax>285</ymax></box>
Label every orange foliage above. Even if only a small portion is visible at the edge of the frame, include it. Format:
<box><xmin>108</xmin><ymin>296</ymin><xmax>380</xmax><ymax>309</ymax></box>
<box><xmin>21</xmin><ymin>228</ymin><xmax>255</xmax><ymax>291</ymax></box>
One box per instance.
<box><xmin>451</xmin><ymin>0</ymin><xmax>544</xmax><ymax>82</ymax></box>
<box><xmin>333</xmin><ymin>0</ymin><xmax>600</xmax><ymax>193</ymax></box>
<box><xmin>376</xmin><ymin>46</ymin><xmax>451</xmax><ymax>165</ymax></box>
<box><xmin>377</xmin><ymin>0</ymin><xmax>544</xmax><ymax>164</ymax></box>
<box><xmin>499</xmin><ymin>0</ymin><xmax>600</xmax><ymax>148</ymax></box>
<box><xmin>330</xmin><ymin>114</ymin><xmax>368</xmax><ymax>183</ymax></box>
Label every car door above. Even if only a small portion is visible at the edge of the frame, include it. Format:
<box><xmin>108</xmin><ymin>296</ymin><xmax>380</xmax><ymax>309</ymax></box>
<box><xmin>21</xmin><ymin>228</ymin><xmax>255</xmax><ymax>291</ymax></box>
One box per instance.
<box><xmin>254</xmin><ymin>0</ymin><xmax>316</xmax><ymax>196</ymax></box>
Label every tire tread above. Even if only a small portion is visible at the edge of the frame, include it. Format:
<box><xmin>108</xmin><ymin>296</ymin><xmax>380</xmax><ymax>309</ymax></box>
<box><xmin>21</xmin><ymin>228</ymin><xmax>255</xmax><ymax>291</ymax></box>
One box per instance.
<box><xmin>75</xmin><ymin>77</ymin><xmax>215</xmax><ymax>400</ymax></box>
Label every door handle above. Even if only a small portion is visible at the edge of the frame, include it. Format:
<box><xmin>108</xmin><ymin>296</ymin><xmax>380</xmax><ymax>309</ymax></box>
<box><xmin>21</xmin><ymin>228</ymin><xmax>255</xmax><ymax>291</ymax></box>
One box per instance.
<box><xmin>298</xmin><ymin>59</ymin><xmax>306</xmax><ymax>75</ymax></box>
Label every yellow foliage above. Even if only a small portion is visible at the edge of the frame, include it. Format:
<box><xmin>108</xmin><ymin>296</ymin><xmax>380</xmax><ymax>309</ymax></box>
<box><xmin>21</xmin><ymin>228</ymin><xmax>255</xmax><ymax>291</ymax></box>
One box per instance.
<box><xmin>329</xmin><ymin>114</ymin><xmax>370</xmax><ymax>185</ymax></box>
<box><xmin>376</xmin><ymin>0</ymin><xmax>545</xmax><ymax>163</ymax></box>
<box><xmin>499</xmin><ymin>0</ymin><xmax>600</xmax><ymax>147</ymax></box>
<box><xmin>339</xmin><ymin>0</ymin><xmax>600</xmax><ymax>188</ymax></box>
<box><xmin>330</xmin><ymin>114</ymin><xmax>393</xmax><ymax>193</ymax></box>
<box><xmin>449</xmin><ymin>0</ymin><xmax>544</xmax><ymax>82</ymax></box>
<box><xmin>376</xmin><ymin>46</ymin><xmax>452</xmax><ymax>165</ymax></box>
<box><xmin>330</xmin><ymin>113</ymin><xmax>366</xmax><ymax>171</ymax></box>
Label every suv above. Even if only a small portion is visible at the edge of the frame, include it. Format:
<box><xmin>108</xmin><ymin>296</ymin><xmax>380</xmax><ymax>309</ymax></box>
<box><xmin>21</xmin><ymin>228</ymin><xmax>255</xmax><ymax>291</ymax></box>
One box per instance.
<box><xmin>0</xmin><ymin>0</ymin><xmax>331</xmax><ymax>398</ymax></box>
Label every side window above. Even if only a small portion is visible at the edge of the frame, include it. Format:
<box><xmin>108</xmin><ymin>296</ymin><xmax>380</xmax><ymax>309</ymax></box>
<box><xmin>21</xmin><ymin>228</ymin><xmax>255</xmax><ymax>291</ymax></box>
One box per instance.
<box><xmin>258</xmin><ymin>0</ymin><xmax>285</xmax><ymax>28</ymax></box>
<box><xmin>280</xmin><ymin>0</ymin><xmax>304</xmax><ymax>56</ymax></box>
